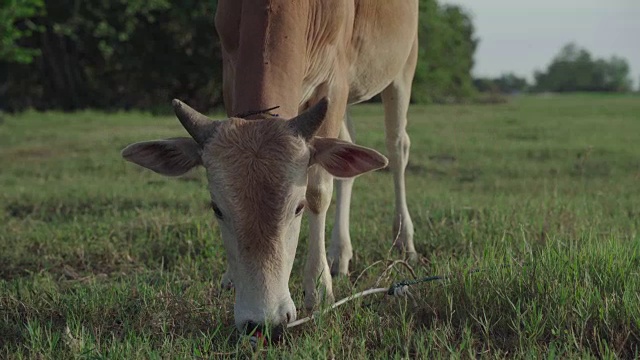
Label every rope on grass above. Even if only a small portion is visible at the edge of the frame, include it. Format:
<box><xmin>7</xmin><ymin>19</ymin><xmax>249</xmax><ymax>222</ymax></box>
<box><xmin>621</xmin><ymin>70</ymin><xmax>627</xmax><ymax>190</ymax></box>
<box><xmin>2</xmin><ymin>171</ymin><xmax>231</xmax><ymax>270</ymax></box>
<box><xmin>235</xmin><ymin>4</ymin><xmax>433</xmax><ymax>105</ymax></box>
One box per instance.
<box><xmin>246</xmin><ymin>257</ymin><xmax>520</xmax><ymax>349</ymax></box>
<box><xmin>287</xmin><ymin>287</ymin><xmax>388</xmax><ymax>328</ymax></box>
<box><xmin>286</xmin><ymin>272</ymin><xmax>450</xmax><ymax>329</ymax></box>
<box><xmin>249</xmin><ymin>265</ymin><xmax>515</xmax><ymax>347</ymax></box>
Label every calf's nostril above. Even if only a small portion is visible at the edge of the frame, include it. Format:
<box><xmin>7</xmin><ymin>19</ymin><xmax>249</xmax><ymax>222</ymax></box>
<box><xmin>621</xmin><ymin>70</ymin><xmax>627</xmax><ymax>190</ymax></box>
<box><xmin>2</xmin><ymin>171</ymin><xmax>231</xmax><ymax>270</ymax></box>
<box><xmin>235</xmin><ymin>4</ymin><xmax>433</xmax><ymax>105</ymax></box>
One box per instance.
<box><xmin>243</xmin><ymin>321</ymin><xmax>285</xmax><ymax>344</ymax></box>
<box><xmin>271</xmin><ymin>324</ymin><xmax>285</xmax><ymax>342</ymax></box>
<box><xmin>244</xmin><ymin>321</ymin><xmax>262</xmax><ymax>335</ymax></box>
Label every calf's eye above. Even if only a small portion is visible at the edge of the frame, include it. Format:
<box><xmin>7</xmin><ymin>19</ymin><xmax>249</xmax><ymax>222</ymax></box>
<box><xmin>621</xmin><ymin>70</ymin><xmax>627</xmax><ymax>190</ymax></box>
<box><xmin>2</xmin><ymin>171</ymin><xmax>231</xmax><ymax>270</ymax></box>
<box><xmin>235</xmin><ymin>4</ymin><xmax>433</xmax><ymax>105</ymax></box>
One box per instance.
<box><xmin>211</xmin><ymin>202</ymin><xmax>224</xmax><ymax>220</ymax></box>
<box><xmin>295</xmin><ymin>203</ymin><xmax>305</xmax><ymax>216</ymax></box>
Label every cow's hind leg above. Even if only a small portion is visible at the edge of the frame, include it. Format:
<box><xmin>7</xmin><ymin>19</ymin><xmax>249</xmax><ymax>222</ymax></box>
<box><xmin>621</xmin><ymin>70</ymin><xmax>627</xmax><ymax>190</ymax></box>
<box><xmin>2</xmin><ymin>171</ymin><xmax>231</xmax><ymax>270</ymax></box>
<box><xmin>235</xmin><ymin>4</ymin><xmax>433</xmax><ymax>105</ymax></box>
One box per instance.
<box><xmin>328</xmin><ymin>110</ymin><xmax>356</xmax><ymax>276</ymax></box>
<box><xmin>381</xmin><ymin>39</ymin><xmax>418</xmax><ymax>261</ymax></box>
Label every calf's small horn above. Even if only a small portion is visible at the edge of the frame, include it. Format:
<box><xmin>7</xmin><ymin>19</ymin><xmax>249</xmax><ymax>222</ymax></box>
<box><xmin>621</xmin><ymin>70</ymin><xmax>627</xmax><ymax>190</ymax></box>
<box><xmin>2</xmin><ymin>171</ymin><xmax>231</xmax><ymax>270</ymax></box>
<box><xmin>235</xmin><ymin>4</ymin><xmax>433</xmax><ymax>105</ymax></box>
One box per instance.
<box><xmin>172</xmin><ymin>99</ymin><xmax>218</xmax><ymax>145</ymax></box>
<box><xmin>289</xmin><ymin>97</ymin><xmax>329</xmax><ymax>141</ymax></box>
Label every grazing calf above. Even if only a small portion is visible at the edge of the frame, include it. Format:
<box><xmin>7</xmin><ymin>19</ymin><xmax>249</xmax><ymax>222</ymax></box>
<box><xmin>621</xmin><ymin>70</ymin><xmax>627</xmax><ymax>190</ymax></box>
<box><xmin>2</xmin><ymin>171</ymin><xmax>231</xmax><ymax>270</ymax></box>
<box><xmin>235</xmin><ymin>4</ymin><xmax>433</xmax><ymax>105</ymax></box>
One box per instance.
<box><xmin>122</xmin><ymin>0</ymin><xmax>418</xmax><ymax>334</ymax></box>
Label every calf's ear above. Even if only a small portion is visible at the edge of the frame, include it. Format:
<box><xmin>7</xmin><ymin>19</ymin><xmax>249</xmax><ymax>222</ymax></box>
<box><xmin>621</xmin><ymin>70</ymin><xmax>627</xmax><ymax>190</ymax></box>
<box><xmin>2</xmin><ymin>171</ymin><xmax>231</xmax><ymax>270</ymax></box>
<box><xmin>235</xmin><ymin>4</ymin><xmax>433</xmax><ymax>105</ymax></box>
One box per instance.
<box><xmin>310</xmin><ymin>137</ymin><xmax>388</xmax><ymax>178</ymax></box>
<box><xmin>121</xmin><ymin>137</ymin><xmax>201</xmax><ymax>176</ymax></box>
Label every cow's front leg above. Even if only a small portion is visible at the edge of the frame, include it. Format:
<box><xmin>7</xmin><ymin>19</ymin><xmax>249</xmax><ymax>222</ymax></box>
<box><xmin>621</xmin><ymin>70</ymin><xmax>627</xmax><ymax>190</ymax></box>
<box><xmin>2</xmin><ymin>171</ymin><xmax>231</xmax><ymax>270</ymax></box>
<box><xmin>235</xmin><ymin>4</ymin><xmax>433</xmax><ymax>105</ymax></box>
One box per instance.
<box><xmin>303</xmin><ymin>165</ymin><xmax>335</xmax><ymax>309</ymax></box>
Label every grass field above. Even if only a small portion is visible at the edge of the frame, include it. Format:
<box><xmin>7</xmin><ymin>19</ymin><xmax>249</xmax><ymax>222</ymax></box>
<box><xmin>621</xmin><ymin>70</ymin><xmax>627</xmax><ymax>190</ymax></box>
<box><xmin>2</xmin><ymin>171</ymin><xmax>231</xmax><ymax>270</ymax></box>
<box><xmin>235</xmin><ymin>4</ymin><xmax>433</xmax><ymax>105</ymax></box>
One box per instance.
<box><xmin>1</xmin><ymin>94</ymin><xmax>639</xmax><ymax>358</ymax></box>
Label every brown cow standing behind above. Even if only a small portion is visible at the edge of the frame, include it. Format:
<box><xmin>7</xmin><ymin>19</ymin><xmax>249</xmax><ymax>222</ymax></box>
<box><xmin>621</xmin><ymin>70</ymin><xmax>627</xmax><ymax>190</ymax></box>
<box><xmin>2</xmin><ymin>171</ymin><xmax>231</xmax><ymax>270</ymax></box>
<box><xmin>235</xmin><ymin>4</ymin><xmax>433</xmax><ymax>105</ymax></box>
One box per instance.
<box><xmin>122</xmin><ymin>0</ymin><xmax>418</xmax><ymax>335</ymax></box>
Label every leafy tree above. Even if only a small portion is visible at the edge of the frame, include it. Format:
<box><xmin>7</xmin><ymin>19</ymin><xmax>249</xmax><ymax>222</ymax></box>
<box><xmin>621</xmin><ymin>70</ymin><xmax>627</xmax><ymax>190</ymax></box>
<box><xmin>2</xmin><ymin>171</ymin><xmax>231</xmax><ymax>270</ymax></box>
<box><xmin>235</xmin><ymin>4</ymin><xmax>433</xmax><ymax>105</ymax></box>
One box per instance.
<box><xmin>0</xmin><ymin>0</ymin><xmax>44</xmax><ymax>64</ymax></box>
<box><xmin>1</xmin><ymin>0</ymin><xmax>44</xmax><ymax>110</ymax></box>
<box><xmin>414</xmin><ymin>1</ymin><xmax>477</xmax><ymax>103</ymax></box>
<box><xmin>495</xmin><ymin>73</ymin><xmax>528</xmax><ymax>93</ymax></box>
<box><xmin>4</xmin><ymin>0</ymin><xmax>221</xmax><ymax>111</ymax></box>
<box><xmin>472</xmin><ymin>78</ymin><xmax>494</xmax><ymax>93</ymax></box>
<box><xmin>534</xmin><ymin>43</ymin><xmax>632</xmax><ymax>93</ymax></box>
<box><xmin>474</xmin><ymin>73</ymin><xmax>528</xmax><ymax>94</ymax></box>
<box><xmin>599</xmin><ymin>56</ymin><xmax>633</xmax><ymax>92</ymax></box>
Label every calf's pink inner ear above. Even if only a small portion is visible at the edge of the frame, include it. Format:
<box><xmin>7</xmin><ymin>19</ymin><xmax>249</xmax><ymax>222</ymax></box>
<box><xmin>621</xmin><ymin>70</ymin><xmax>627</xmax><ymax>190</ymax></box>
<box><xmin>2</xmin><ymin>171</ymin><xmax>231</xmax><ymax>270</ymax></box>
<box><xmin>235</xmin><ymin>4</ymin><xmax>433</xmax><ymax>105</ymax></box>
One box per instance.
<box><xmin>310</xmin><ymin>137</ymin><xmax>389</xmax><ymax>178</ymax></box>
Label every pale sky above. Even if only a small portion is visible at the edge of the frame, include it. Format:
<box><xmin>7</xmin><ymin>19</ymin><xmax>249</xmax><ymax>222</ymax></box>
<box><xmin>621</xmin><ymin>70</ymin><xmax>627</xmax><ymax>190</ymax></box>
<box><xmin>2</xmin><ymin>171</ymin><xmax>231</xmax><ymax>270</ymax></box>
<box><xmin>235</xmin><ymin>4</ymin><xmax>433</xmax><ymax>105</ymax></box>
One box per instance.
<box><xmin>440</xmin><ymin>0</ymin><xmax>640</xmax><ymax>88</ymax></box>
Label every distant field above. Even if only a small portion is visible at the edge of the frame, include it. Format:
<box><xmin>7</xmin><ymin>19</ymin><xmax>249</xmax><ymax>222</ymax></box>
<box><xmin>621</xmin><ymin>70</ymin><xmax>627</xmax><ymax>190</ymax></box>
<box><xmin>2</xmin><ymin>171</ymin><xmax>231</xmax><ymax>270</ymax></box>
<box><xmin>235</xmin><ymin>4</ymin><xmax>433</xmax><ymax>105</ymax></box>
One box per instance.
<box><xmin>1</xmin><ymin>94</ymin><xmax>639</xmax><ymax>358</ymax></box>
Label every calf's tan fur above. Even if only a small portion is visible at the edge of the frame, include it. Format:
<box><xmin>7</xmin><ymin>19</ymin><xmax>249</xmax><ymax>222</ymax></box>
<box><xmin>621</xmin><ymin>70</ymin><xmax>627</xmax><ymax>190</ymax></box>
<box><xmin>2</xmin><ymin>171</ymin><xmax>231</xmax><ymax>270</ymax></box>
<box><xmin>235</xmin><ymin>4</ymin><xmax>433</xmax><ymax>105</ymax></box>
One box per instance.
<box><xmin>123</xmin><ymin>0</ymin><xmax>418</xmax><ymax>333</ymax></box>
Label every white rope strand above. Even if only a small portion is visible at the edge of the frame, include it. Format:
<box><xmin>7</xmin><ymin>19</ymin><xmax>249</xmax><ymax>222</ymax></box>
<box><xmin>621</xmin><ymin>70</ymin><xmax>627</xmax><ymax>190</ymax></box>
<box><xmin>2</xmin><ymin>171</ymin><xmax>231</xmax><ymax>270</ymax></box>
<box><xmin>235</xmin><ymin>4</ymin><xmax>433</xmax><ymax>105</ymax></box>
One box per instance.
<box><xmin>287</xmin><ymin>287</ymin><xmax>389</xmax><ymax>328</ymax></box>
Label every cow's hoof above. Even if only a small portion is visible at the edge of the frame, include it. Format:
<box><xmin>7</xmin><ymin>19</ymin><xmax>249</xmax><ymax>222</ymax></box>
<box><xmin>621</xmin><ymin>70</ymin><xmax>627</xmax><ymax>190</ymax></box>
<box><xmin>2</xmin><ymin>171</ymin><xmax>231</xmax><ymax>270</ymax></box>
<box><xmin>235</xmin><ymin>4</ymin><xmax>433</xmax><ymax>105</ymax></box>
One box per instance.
<box><xmin>304</xmin><ymin>289</ymin><xmax>335</xmax><ymax>310</ymax></box>
<box><xmin>405</xmin><ymin>251</ymin><xmax>419</xmax><ymax>263</ymax></box>
<box><xmin>328</xmin><ymin>257</ymin><xmax>350</xmax><ymax>277</ymax></box>
<box><xmin>392</xmin><ymin>243</ymin><xmax>419</xmax><ymax>263</ymax></box>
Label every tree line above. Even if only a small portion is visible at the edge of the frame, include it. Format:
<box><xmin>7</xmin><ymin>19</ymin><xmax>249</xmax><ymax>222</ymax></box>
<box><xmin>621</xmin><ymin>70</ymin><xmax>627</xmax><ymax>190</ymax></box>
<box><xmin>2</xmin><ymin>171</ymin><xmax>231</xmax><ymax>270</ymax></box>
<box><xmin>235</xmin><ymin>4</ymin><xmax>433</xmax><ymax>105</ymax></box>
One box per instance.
<box><xmin>474</xmin><ymin>43</ymin><xmax>635</xmax><ymax>95</ymax></box>
<box><xmin>1</xmin><ymin>0</ymin><xmax>476</xmax><ymax>112</ymax></box>
<box><xmin>3</xmin><ymin>2</ymin><xmax>632</xmax><ymax>113</ymax></box>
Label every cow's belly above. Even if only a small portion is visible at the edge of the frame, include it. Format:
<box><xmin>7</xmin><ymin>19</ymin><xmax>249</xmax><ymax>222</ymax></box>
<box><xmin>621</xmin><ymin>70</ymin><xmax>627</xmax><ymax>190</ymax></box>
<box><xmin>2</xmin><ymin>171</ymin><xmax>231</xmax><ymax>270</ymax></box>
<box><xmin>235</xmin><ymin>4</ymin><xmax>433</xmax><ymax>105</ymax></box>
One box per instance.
<box><xmin>300</xmin><ymin>31</ymin><xmax>417</xmax><ymax>107</ymax></box>
<box><xmin>298</xmin><ymin>0</ymin><xmax>419</xmax><ymax>111</ymax></box>
<box><xmin>347</xmin><ymin>0</ymin><xmax>418</xmax><ymax>104</ymax></box>
<box><xmin>346</xmin><ymin>70</ymin><xmax>398</xmax><ymax>105</ymax></box>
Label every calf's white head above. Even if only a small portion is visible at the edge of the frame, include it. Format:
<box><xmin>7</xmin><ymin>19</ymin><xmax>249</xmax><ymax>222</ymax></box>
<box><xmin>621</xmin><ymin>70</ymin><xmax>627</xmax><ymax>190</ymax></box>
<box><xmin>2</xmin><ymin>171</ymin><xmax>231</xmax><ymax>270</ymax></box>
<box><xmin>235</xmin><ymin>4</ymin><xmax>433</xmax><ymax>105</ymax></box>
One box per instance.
<box><xmin>121</xmin><ymin>98</ymin><xmax>388</xmax><ymax>333</ymax></box>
